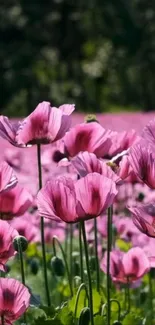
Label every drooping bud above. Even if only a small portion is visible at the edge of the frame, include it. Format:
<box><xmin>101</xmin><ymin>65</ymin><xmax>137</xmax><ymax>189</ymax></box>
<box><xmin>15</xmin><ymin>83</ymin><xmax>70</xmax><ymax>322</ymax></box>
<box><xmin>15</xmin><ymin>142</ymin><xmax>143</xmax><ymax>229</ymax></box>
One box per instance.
<box><xmin>30</xmin><ymin>258</ymin><xmax>40</xmax><ymax>275</ymax></box>
<box><xmin>78</xmin><ymin>307</ymin><xmax>90</xmax><ymax>325</ymax></box>
<box><xmin>13</xmin><ymin>235</ymin><xmax>28</xmax><ymax>252</ymax></box>
<box><xmin>51</xmin><ymin>256</ymin><xmax>65</xmax><ymax>276</ymax></box>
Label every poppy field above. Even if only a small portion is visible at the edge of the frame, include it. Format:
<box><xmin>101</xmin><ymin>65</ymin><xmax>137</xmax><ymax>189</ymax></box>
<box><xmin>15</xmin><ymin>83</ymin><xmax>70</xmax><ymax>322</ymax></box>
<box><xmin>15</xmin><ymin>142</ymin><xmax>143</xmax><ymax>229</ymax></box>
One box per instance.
<box><xmin>0</xmin><ymin>102</ymin><xmax>155</xmax><ymax>325</ymax></box>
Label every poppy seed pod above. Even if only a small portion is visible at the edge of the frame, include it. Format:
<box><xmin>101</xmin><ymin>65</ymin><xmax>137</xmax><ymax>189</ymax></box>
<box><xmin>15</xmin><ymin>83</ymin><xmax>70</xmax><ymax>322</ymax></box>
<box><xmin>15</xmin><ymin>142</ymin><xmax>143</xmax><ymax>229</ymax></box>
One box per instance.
<box><xmin>51</xmin><ymin>256</ymin><xmax>65</xmax><ymax>277</ymax></box>
<box><xmin>13</xmin><ymin>235</ymin><xmax>28</xmax><ymax>252</ymax></box>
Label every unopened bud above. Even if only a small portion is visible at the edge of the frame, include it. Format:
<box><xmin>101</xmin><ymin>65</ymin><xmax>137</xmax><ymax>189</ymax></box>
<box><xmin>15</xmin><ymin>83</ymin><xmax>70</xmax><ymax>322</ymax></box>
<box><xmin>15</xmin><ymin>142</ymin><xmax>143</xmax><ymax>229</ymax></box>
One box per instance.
<box><xmin>51</xmin><ymin>256</ymin><xmax>65</xmax><ymax>276</ymax></box>
<box><xmin>30</xmin><ymin>258</ymin><xmax>40</xmax><ymax>275</ymax></box>
<box><xmin>78</xmin><ymin>307</ymin><xmax>90</xmax><ymax>325</ymax></box>
<box><xmin>13</xmin><ymin>236</ymin><xmax>28</xmax><ymax>252</ymax></box>
<box><xmin>85</xmin><ymin>114</ymin><xmax>98</xmax><ymax>123</ymax></box>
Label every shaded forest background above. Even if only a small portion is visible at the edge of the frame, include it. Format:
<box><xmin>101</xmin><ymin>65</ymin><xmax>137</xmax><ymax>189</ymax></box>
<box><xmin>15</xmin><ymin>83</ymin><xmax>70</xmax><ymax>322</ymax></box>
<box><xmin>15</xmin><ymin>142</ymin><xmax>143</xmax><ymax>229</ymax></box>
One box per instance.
<box><xmin>1</xmin><ymin>0</ymin><xmax>155</xmax><ymax>116</ymax></box>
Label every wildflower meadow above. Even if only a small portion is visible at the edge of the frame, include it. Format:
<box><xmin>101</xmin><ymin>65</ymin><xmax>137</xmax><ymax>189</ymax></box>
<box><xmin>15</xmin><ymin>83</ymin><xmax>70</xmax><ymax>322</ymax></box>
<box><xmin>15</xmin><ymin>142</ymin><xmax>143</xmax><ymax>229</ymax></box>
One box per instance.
<box><xmin>0</xmin><ymin>102</ymin><xmax>155</xmax><ymax>325</ymax></box>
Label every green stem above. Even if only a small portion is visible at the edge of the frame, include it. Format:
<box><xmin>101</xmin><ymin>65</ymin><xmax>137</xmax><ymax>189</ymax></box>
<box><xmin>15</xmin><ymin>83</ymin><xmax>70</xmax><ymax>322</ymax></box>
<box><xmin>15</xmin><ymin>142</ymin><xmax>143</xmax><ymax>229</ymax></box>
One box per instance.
<box><xmin>107</xmin><ymin>206</ymin><xmax>113</xmax><ymax>325</ymax></box>
<box><xmin>123</xmin><ymin>279</ymin><xmax>130</xmax><ymax>316</ymax></box>
<box><xmin>149</xmin><ymin>272</ymin><xmax>153</xmax><ymax>322</ymax></box>
<box><xmin>127</xmin><ymin>283</ymin><xmax>130</xmax><ymax>314</ymax></box>
<box><xmin>65</xmin><ymin>225</ymin><xmax>69</xmax><ymax>259</ymax></box>
<box><xmin>110</xmin><ymin>299</ymin><xmax>121</xmax><ymax>321</ymax></box>
<box><xmin>37</xmin><ymin>144</ymin><xmax>51</xmax><ymax>307</ymax></box>
<box><xmin>52</xmin><ymin>236</ymin><xmax>73</xmax><ymax>296</ymax></box>
<box><xmin>70</xmin><ymin>224</ymin><xmax>73</xmax><ymax>282</ymax></box>
<box><xmin>94</xmin><ymin>218</ymin><xmax>100</xmax><ymax>292</ymax></box>
<box><xmin>18</xmin><ymin>241</ymin><xmax>25</xmax><ymax>285</ymax></box>
<box><xmin>74</xmin><ymin>283</ymin><xmax>89</xmax><ymax>319</ymax></box>
<box><xmin>81</xmin><ymin>221</ymin><xmax>94</xmax><ymax>325</ymax></box>
<box><xmin>79</xmin><ymin>222</ymin><xmax>84</xmax><ymax>282</ymax></box>
<box><xmin>18</xmin><ymin>240</ymin><xmax>27</xmax><ymax>324</ymax></box>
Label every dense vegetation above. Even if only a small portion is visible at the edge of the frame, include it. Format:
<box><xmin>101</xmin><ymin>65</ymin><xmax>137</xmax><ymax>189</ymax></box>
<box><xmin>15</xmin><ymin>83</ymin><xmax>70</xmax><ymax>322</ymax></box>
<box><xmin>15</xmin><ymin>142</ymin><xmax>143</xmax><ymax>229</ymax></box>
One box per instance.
<box><xmin>1</xmin><ymin>0</ymin><xmax>155</xmax><ymax>115</ymax></box>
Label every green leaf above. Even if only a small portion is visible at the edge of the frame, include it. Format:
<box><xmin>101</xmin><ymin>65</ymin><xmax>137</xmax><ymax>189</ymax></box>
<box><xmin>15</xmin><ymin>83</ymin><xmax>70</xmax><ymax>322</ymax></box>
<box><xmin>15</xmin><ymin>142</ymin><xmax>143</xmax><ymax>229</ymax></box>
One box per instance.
<box><xmin>69</xmin><ymin>289</ymin><xmax>103</xmax><ymax>318</ymax></box>
<box><xmin>93</xmin><ymin>315</ymin><xmax>106</xmax><ymax>325</ymax></box>
<box><xmin>34</xmin><ymin>319</ymin><xmax>62</xmax><ymax>325</ymax></box>
<box><xmin>122</xmin><ymin>313</ymin><xmax>143</xmax><ymax>325</ymax></box>
<box><xmin>26</xmin><ymin>306</ymin><xmax>46</xmax><ymax>324</ymax></box>
<box><xmin>39</xmin><ymin>305</ymin><xmax>56</xmax><ymax>318</ymax></box>
<box><xmin>57</xmin><ymin>306</ymin><xmax>74</xmax><ymax>325</ymax></box>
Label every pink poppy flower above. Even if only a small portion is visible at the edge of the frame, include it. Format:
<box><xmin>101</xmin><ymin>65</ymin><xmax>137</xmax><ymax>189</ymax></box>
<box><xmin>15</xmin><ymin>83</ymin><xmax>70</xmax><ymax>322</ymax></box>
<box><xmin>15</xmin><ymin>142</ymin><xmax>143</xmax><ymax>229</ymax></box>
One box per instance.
<box><xmin>4</xmin><ymin>148</ymin><xmax>22</xmax><ymax>171</ymax></box>
<box><xmin>11</xmin><ymin>218</ymin><xmax>38</xmax><ymax>243</ymax></box>
<box><xmin>127</xmin><ymin>203</ymin><xmax>155</xmax><ymax>238</ymax></box>
<box><xmin>0</xmin><ymin>278</ymin><xmax>30</xmax><ymax>324</ymax></box>
<box><xmin>75</xmin><ymin>173</ymin><xmax>117</xmax><ymax>219</ymax></box>
<box><xmin>0</xmin><ymin>220</ymin><xmax>18</xmax><ymax>271</ymax></box>
<box><xmin>0</xmin><ymin>185</ymin><xmax>33</xmax><ymax>220</ymax></box>
<box><xmin>63</xmin><ymin>122</ymin><xmax>113</xmax><ymax>158</ymax></box>
<box><xmin>115</xmin><ymin>217</ymin><xmax>139</xmax><ymax>242</ymax></box>
<box><xmin>37</xmin><ymin>173</ymin><xmax>117</xmax><ymax>223</ymax></box>
<box><xmin>101</xmin><ymin>247</ymin><xmax>150</xmax><ymax>283</ymax></box>
<box><xmin>0</xmin><ymin>162</ymin><xmax>17</xmax><ymax>194</ymax></box>
<box><xmin>109</xmin><ymin>130</ymin><xmax>138</xmax><ymax>157</ymax></box>
<box><xmin>0</xmin><ymin>116</ymin><xmax>23</xmax><ymax>147</ymax></box>
<box><xmin>71</xmin><ymin>151</ymin><xmax>121</xmax><ymax>184</ymax></box>
<box><xmin>16</xmin><ymin>101</ymin><xmax>75</xmax><ymax>146</ymax></box>
<box><xmin>128</xmin><ymin>142</ymin><xmax>155</xmax><ymax>188</ymax></box>
<box><xmin>142</xmin><ymin>118</ymin><xmax>155</xmax><ymax>147</ymax></box>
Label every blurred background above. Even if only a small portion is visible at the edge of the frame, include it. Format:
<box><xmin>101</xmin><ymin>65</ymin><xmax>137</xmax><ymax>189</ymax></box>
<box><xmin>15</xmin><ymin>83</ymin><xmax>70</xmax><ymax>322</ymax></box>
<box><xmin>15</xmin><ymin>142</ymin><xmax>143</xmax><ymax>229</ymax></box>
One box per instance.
<box><xmin>1</xmin><ymin>0</ymin><xmax>155</xmax><ymax>116</ymax></box>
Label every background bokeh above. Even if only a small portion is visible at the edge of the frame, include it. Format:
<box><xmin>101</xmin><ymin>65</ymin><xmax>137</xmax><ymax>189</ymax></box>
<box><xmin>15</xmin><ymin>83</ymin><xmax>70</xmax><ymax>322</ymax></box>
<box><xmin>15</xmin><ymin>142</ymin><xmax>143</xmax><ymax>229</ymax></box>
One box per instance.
<box><xmin>1</xmin><ymin>0</ymin><xmax>155</xmax><ymax>116</ymax></box>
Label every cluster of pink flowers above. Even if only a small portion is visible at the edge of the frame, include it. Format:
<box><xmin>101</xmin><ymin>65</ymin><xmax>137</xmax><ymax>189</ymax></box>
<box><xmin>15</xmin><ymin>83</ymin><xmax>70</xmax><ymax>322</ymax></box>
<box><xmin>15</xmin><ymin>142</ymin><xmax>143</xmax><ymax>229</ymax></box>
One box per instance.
<box><xmin>1</xmin><ymin>100</ymin><xmax>155</xmax><ymax>322</ymax></box>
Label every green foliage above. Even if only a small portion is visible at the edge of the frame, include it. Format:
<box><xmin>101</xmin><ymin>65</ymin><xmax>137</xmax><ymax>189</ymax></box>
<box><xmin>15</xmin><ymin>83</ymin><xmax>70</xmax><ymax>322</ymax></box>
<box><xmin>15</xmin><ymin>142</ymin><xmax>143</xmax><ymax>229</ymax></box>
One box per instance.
<box><xmin>69</xmin><ymin>289</ymin><xmax>103</xmax><ymax>318</ymax></box>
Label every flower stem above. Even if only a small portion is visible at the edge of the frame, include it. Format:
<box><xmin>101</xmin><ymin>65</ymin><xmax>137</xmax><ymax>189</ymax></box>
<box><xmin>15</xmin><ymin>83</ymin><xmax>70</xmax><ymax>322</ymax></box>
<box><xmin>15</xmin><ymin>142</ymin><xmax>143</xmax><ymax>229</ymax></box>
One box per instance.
<box><xmin>81</xmin><ymin>221</ymin><xmax>94</xmax><ymax>325</ymax></box>
<box><xmin>79</xmin><ymin>222</ymin><xmax>84</xmax><ymax>282</ymax></box>
<box><xmin>52</xmin><ymin>236</ymin><xmax>73</xmax><ymax>296</ymax></box>
<box><xmin>18</xmin><ymin>240</ymin><xmax>27</xmax><ymax>324</ymax></box>
<box><xmin>18</xmin><ymin>241</ymin><xmax>25</xmax><ymax>285</ymax></box>
<box><xmin>37</xmin><ymin>144</ymin><xmax>51</xmax><ymax>307</ymax></box>
<box><xmin>94</xmin><ymin>218</ymin><xmax>100</xmax><ymax>292</ymax></box>
<box><xmin>107</xmin><ymin>206</ymin><xmax>113</xmax><ymax>325</ymax></box>
<box><xmin>149</xmin><ymin>272</ymin><xmax>153</xmax><ymax>321</ymax></box>
<box><xmin>126</xmin><ymin>280</ymin><xmax>130</xmax><ymax>314</ymax></box>
<box><xmin>74</xmin><ymin>283</ymin><xmax>89</xmax><ymax>319</ymax></box>
<box><xmin>65</xmin><ymin>225</ymin><xmax>69</xmax><ymax>259</ymax></box>
<box><xmin>70</xmin><ymin>224</ymin><xmax>73</xmax><ymax>282</ymax></box>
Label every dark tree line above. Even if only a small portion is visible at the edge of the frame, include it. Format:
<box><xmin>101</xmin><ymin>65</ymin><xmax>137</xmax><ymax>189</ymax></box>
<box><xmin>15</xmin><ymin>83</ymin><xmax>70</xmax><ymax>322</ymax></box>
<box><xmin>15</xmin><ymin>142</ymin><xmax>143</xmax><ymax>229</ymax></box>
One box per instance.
<box><xmin>1</xmin><ymin>0</ymin><xmax>155</xmax><ymax>116</ymax></box>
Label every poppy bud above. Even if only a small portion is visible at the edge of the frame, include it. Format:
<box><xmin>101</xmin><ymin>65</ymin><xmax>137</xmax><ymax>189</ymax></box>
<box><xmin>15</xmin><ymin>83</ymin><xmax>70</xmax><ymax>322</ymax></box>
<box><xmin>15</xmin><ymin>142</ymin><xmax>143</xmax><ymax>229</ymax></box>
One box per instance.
<box><xmin>30</xmin><ymin>258</ymin><xmax>40</xmax><ymax>275</ymax></box>
<box><xmin>13</xmin><ymin>235</ymin><xmax>28</xmax><ymax>252</ymax></box>
<box><xmin>51</xmin><ymin>256</ymin><xmax>65</xmax><ymax>276</ymax></box>
<box><xmin>78</xmin><ymin>307</ymin><xmax>90</xmax><ymax>325</ymax></box>
<box><xmin>85</xmin><ymin>114</ymin><xmax>98</xmax><ymax>123</ymax></box>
